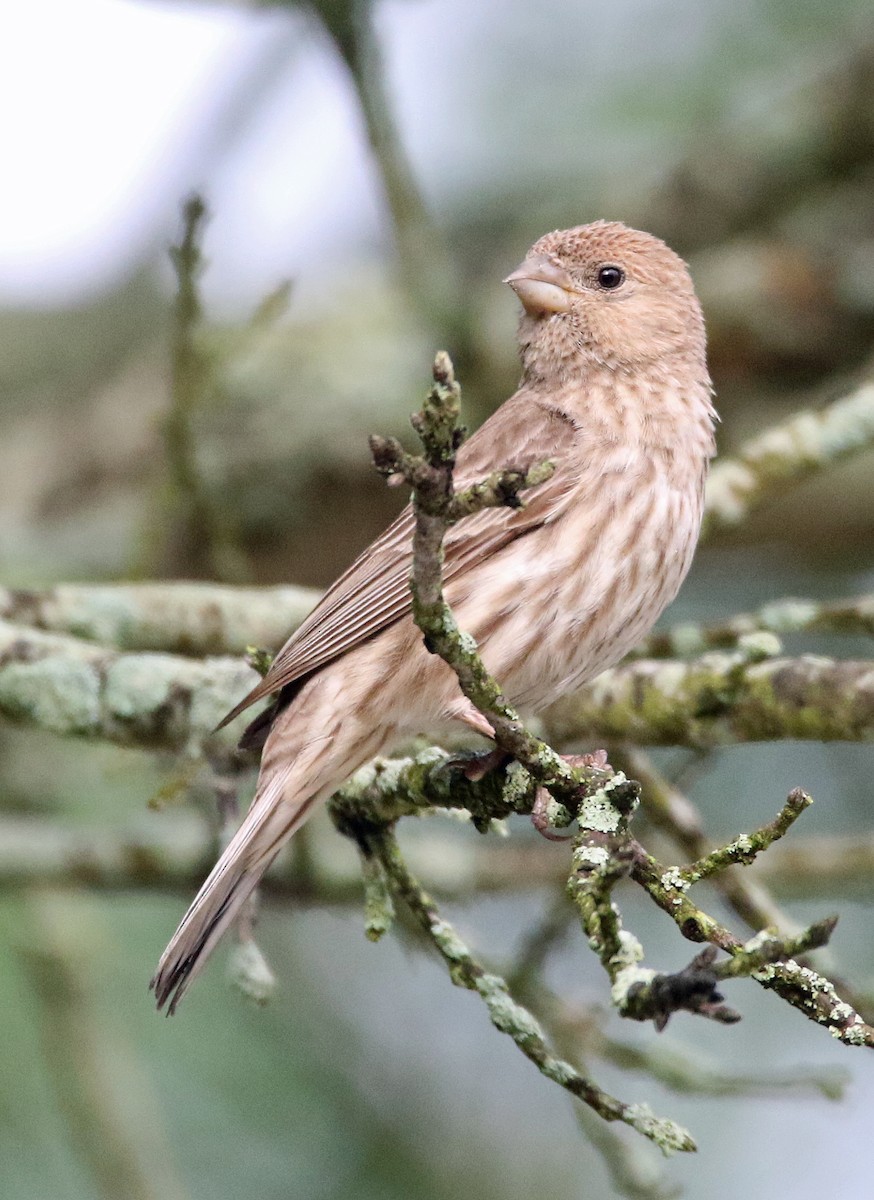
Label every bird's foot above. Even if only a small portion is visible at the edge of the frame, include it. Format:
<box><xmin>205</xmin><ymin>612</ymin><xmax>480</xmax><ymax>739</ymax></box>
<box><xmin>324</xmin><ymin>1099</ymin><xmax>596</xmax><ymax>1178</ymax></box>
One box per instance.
<box><xmin>448</xmin><ymin>747</ymin><xmax>512</xmax><ymax>781</ymax></box>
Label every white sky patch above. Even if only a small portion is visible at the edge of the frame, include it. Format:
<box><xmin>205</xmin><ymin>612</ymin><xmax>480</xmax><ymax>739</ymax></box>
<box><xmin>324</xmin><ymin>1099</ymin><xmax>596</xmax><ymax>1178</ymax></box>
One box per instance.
<box><xmin>204</xmin><ymin>35</ymin><xmax>386</xmax><ymax>312</ymax></box>
<box><xmin>0</xmin><ymin>0</ymin><xmax>257</xmax><ymax>302</ymax></box>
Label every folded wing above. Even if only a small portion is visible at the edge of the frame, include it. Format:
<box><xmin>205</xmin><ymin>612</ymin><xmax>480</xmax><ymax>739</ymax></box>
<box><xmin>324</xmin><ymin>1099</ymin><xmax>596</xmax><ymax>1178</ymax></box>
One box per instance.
<box><xmin>218</xmin><ymin>392</ymin><xmax>580</xmax><ymax>732</ymax></box>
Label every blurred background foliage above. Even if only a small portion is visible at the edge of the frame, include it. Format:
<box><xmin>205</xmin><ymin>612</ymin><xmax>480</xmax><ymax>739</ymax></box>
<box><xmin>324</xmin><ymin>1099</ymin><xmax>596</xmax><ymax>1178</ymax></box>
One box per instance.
<box><xmin>2</xmin><ymin>1</ymin><xmax>874</xmax><ymax>1198</ymax></box>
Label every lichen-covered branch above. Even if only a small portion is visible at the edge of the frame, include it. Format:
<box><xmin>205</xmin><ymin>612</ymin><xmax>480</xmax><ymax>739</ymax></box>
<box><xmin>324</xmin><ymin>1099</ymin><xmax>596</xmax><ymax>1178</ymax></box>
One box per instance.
<box><xmin>0</xmin><ymin>582</ymin><xmax>319</xmax><ymax>656</ymax></box>
<box><xmin>545</xmin><ymin>650</ymin><xmax>874</xmax><ymax>747</ymax></box>
<box><xmin>0</xmin><ymin>618</ymin><xmax>256</xmax><ymax>751</ymax></box>
<box><xmin>629</xmin><ymin>841</ymin><xmax>874</xmax><ymax>1047</ymax></box>
<box><xmin>634</xmin><ymin>593</ymin><xmax>874</xmax><ymax>660</ymax></box>
<box><xmin>701</xmin><ymin>380</ymin><xmax>874</xmax><ymax>537</ymax></box>
<box><xmin>331</xmin><ymin>747</ymin><xmax>539</xmax><ymax>830</ymax></box>
<box><xmin>364</xmin><ymin>824</ymin><xmax>695</xmax><ymax>1155</ymax></box>
<box><xmin>562</xmin><ymin>791</ymin><xmax>835</xmax><ymax>1032</ymax></box>
<box><xmin>3</xmin><ymin>623</ymin><xmax>874</xmax><ymax>756</ymax></box>
<box><xmin>617</xmin><ymin>748</ymin><xmax>797</xmax><ymax>935</ymax></box>
<box><xmin>679</xmin><ymin>788</ymin><xmax>812</xmax><ymax>884</ymax></box>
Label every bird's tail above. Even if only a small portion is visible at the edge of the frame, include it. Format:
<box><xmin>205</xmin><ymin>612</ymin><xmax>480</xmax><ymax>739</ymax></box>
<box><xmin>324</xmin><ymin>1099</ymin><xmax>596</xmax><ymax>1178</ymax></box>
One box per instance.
<box><xmin>151</xmin><ymin>676</ymin><xmax>392</xmax><ymax>1015</ymax></box>
<box><xmin>150</xmin><ymin>760</ymin><xmax>313</xmax><ymax>1015</ymax></box>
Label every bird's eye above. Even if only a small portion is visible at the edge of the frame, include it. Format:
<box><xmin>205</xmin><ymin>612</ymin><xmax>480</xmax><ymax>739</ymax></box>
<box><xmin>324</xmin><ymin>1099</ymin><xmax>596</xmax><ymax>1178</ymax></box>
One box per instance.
<box><xmin>596</xmin><ymin>265</ymin><xmax>625</xmax><ymax>290</ymax></box>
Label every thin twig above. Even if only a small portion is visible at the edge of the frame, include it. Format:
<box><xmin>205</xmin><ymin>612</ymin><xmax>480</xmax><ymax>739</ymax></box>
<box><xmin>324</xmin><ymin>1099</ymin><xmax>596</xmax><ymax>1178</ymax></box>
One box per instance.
<box><xmin>317</xmin><ymin>3</ymin><xmax>462</xmax><ymax>346</ymax></box>
<box><xmin>367</xmin><ymin>825</ymin><xmax>695</xmax><ymax>1154</ymax></box>
<box><xmin>157</xmin><ymin>196</ymin><xmax>248</xmax><ymax>581</ymax></box>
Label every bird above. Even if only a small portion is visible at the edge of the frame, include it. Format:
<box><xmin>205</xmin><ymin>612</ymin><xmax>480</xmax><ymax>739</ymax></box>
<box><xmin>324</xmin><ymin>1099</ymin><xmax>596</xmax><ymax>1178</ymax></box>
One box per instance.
<box><xmin>152</xmin><ymin>220</ymin><xmax>717</xmax><ymax>1012</ymax></box>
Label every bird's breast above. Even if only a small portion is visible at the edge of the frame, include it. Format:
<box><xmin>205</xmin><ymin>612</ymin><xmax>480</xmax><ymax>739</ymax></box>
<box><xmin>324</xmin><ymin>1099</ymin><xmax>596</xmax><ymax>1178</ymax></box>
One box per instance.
<box><xmin>451</xmin><ymin>451</ymin><xmax>706</xmax><ymax>713</ymax></box>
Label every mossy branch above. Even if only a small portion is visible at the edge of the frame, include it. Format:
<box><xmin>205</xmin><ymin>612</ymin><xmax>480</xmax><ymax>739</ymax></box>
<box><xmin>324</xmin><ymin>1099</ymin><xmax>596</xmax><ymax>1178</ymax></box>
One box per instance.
<box><xmin>702</xmin><ymin>379</ymin><xmax>874</xmax><ymax>537</ymax></box>
<box><xmin>633</xmin><ymin>593</ymin><xmax>874</xmax><ymax>660</ymax></box>
<box><xmin>3</xmin><ymin>626</ymin><xmax>874</xmax><ymax>756</ymax></box>
<box><xmin>0</xmin><ymin>582</ymin><xmax>320</xmax><ymax>657</ymax></box>
<box><xmin>362</xmin><ymin>823</ymin><xmax>696</xmax><ymax>1155</ymax></box>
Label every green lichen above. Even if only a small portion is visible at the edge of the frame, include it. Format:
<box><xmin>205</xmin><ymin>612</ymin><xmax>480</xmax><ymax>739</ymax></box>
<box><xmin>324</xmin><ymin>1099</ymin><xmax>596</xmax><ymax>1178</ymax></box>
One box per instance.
<box><xmin>624</xmin><ymin>1105</ymin><xmax>697</xmax><ymax>1155</ymax></box>
<box><xmin>578</xmin><ymin>773</ymin><xmax>632</xmax><ymax>833</ymax></box>
<box><xmin>477</xmin><ymin>974</ymin><xmax>546</xmax><ymax>1042</ymax></box>
<box><xmin>104</xmin><ymin>655</ymin><xmax>183</xmax><ymax>719</ymax></box>
<box><xmin>430</xmin><ymin>918</ymin><xmax>469</xmax><ymax>962</ymax></box>
<box><xmin>502</xmin><ymin>760</ymin><xmax>533</xmax><ymax>808</ymax></box>
<box><xmin>0</xmin><ymin>658</ymin><xmax>101</xmax><ymax>735</ymax></box>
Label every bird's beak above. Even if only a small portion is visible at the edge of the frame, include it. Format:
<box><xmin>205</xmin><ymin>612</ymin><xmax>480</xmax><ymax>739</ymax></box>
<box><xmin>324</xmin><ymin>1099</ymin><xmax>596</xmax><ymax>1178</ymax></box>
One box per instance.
<box><xmin>503</xmin><ymin>254</ymin><xmax>575</xmax><ymax>315</ymax></box>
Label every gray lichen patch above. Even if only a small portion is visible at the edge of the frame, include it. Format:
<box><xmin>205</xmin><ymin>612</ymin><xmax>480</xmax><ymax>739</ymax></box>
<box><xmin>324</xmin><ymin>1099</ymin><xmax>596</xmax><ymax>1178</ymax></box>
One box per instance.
<box><xmin>104</xmin><ymin>654</ymin><xmax>188</xmax><ymax>719</ymax></box>
<box><xmin>188</xmin><ymin>658</ymin><xmax>261</xmax><ymax>740</ymax></box>
<box><xmin>624</xmin><ymin>1104</ymin><xmax>697</xmax><ymax>1155</ymax></box>
<box><xmin>502</xmin><ymin>760</ymin><xmax>534</xmax><ymax>809</ymax></box>
<box><xmin>0</xmin><ymin>657</ymin><xmax>101</xmax><ymax>735</ymax></box>
<box><xmin>659</xmin><ymin>866</ymin><xmax>689</xmax><ymax>893</ymax></box>
<box><xmin>477</xmin><ymin>973</ymin><xmax>546</xmax><ymax>1042</ymax></box>
<box><xmin>578</xmin><ymin>772</ymin><xmax>631</xmax><ymax>833</ymax></box>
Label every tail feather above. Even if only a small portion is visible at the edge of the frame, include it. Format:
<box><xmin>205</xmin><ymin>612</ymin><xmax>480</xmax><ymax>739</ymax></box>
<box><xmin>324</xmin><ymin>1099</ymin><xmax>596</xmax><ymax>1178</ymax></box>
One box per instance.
<box><xmin>150</xmin><ymin>861</ymin><xmax>264</xmax><ymax>1014</ymax></box>
<box><xmin>151</xmin><ymin>765</ymin><xmax>304</xmax><ymax>1014</ymax></box>
<box><xmin>152</xmin><ymin>675</ymin><xmax>390</xmax><ymax>1013</ymax></box>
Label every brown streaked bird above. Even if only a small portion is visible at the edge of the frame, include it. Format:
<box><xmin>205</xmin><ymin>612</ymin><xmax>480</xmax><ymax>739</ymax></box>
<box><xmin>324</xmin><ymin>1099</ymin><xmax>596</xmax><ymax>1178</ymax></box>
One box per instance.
<box><xmin>152</xmin><ymin>220</ymin><xmax>717</xmax><ymax>1012</ymax></box>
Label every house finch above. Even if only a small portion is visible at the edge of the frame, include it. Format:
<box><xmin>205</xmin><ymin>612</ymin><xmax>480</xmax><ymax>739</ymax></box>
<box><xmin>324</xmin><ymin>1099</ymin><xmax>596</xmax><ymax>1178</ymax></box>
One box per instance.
<box><xmin>152</xmin><ymin>220</ymin><xmax>717</xmax><ymax>1012</ymax></box>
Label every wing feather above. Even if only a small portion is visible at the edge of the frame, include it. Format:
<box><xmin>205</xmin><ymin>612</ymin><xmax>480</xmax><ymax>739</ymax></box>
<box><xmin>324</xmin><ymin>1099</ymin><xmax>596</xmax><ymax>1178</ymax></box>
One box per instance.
<box><xmin>218</xmin><ymin>393</ymin><xmax>580</xmax><ymax>729</ymax></box>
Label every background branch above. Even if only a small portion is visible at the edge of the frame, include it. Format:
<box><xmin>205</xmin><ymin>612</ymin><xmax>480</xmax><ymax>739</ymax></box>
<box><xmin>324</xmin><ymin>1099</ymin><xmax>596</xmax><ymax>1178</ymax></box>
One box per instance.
<box><xmin>4</xmin><ymin>621</ymin><xmax>874</xmax><ymax>751</ymax></box>
<box><xmin>0</xmin><ymin>581</ymin><xmax>320</xmax><ymax>656</ymax></box>
<box><xmin>633</xmin><ymin>593</ymin><xmax>874</xmax><ymax>660</ymax></box>
<box><xmin>702</xmin><ymin>379</ymin><xmax>874</xmax><ymax>537</ymax></box>
<box><xmin>0</xmin><ymin>619</ymin><xmax>254</xmax><ymax>751</ymax></box>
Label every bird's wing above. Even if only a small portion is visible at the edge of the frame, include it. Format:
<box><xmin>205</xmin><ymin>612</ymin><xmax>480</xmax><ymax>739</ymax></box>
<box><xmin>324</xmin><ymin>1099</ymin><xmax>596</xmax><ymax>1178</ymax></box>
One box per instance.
<box><xmin>218</xmin><ymin>392</ymin><xmax>580</xmax><ymax>728</ymax></box>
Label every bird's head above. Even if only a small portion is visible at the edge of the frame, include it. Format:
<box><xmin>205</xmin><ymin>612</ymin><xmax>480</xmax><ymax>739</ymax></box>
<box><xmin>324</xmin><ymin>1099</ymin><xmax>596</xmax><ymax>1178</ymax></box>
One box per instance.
<box><xmin>505</xmin><ymin>220</ymin><xmax>707</xmax><ymax>383</ymax></box>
